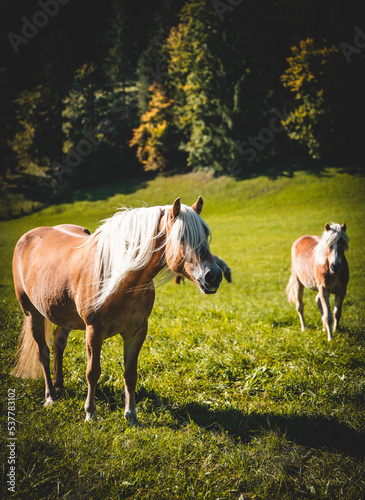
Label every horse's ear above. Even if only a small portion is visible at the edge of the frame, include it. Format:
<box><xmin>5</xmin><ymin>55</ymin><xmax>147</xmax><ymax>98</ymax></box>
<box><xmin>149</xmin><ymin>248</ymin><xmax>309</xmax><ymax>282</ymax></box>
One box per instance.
<box><xmin>192</xmin><ymin>196</ymin><xmax>203</xmax><ymax>215</ymax></box>
<box><xmin>325</xmin><ymin>223</ymin><xmax>331</xmax><ymax>231</ymax></box>
<box><xmin>341</xmin><ymin>223</ymin><xmax>346</xmax><ymax>232</ymax></box>
<box><xmin>171</xmin><ymin>197</ymin><xmax>181</xmax><ymax>219</ymax></box>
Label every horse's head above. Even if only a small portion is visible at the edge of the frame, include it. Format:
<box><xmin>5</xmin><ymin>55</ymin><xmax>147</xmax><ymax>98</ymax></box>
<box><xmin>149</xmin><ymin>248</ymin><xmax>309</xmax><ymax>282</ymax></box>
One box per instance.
<box><xmin>164</xmin><ymin>197</ymin><xmax>222</xmax><ymax>294</ymax></box>
<box><xmin>324</xmin><ymin>222</ymin><xmax>349</xmax><ymax>275</ymax></box>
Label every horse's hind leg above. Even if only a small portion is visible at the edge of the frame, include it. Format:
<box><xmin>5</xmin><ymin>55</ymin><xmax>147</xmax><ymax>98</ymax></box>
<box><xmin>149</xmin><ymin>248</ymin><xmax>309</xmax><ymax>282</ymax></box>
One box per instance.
<box><xmin>287</xmin><ymin>274</ymin><xmax>306</xmax><ymax>331</ymax></box>
<box><xmin>296</xmin><ymin>282</ymin><xmax>306</xmax><ymax>332</ymax></box>
<box><xmin>52</xmin><ymin>327</ymin><xmax>70</xmax><ymax>390</ymax></box>
<box><xmin>293</xmin><ymin>278</ymin><xmax>306</xmax><ymax>331</ymax></box>
<box><xmin>32</xmin><ymin>313</ymin><xmax>56</xmax><ymax>406</ymax></box>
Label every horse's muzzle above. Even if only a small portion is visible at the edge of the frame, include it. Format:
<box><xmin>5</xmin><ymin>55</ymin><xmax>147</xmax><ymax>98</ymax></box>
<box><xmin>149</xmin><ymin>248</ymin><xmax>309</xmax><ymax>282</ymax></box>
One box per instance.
<box><xmin>197</xmin><ymin>264</ymin><xmax>223</xmax><ymax>294</ymax></box>
<box><xmin>330</xmin><ymin>262</ymin><xmax>341</xmax><ymax>275</ymax></box>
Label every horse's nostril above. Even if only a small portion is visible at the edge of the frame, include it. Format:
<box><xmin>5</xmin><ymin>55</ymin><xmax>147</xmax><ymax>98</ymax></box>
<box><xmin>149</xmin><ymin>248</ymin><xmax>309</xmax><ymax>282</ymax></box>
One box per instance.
<box><xmin>201</xmin><ymin>266</ymin><xmax>222</xmax><ymax>291</ymax></box>
<box><xmin>331</xmin><ymin>263</ymin><xmax>340</xmax><ymax>273</ymax></box>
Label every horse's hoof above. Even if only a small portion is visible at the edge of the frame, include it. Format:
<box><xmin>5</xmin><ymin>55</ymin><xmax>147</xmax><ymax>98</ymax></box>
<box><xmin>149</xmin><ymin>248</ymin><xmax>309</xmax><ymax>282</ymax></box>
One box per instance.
<box><xmin>44</xmin><ymin>398</ymin><xmax>55</xmax><ymax>407</ymax></box>
<box><xmin>85</xmin><ymin>412</ymin><xmax>97</xmax><ymax>422</ymax></box>
<box><xmin>129</xmin><ymin>418</ymin><xmax>143</xmax><ymax>428</ymax></box>
<box><xmin>125</xmin><ymin>412</ymin><xmax>142</xmax><ymax>428</ymax></box>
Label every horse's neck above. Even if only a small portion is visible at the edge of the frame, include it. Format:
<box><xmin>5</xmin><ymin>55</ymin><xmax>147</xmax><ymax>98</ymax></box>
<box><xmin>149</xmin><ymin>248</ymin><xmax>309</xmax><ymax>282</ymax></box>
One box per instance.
<box><xmin>119</xmin><ymin>234</ymin><xmax>167</xmax><ymax>290</ymax></box>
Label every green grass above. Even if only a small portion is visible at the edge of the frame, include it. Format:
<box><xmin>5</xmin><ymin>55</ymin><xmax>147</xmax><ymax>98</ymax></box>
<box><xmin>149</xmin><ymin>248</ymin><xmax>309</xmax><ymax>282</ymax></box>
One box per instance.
<box><xmin>1</xmin><ymin>167</ymin><xmax>365</xmax><ymax>499</ymax></box>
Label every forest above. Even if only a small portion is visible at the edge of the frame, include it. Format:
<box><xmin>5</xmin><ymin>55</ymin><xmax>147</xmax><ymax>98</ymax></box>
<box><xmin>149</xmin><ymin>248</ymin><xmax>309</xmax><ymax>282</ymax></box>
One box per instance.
<box><xmin>1</xmin><ymin>0</ymin><xmax>364</xmax><ymax>211</ymax></box>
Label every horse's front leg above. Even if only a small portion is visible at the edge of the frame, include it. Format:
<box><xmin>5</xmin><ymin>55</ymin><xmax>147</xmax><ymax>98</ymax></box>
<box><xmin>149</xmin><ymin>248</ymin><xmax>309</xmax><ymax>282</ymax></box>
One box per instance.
<box><xmin>333</xmin><ymin>290</ymin><xmax>346</xmax><ymax>332</ymax></box>
<box><xmin>123</xmin><ymin>321</ymin><xmax>148</xmax><ymax>427</ymax></box>
<box><xmin>84</xmin><ymin>325</ymin><xmax>104</xmax><ymax>421</ymax></box>
<box><xmin>316</xmin><ymin>288</ymin><xmax>333</xmax><ymax>341</ymax></box>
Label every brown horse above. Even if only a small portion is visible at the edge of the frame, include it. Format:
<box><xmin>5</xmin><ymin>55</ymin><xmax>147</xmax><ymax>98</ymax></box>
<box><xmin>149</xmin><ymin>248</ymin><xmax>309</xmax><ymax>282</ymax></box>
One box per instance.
<box><xmin>286</xmin><ymin>223</ymin><xmax>349</xmax><ymax>341</ymax></box>
<box><xmin>11</xmin><ymin>197</ymin><xmax>222</xmax><ymax>424</ymax></box>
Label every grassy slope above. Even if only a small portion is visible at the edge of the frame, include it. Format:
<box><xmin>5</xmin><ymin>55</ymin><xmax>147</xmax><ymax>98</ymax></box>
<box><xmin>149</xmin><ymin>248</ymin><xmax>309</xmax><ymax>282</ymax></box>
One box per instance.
<box><xmin>0</xmin><ymin>168</ymin><xmax>364</xmax><ymax>499</ymax></box>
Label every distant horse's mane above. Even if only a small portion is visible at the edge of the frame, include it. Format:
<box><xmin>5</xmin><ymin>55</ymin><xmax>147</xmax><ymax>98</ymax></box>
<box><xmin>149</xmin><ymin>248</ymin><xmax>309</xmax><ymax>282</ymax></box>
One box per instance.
<box><xmin>314</xmin><ymin>223</ymin><xmax>349</xmax><ymax>266</ymax></box>
<box><xmin>87</xmin><ymin>204</ymin><xmax>211</xmax><ymax>309</ymax></box>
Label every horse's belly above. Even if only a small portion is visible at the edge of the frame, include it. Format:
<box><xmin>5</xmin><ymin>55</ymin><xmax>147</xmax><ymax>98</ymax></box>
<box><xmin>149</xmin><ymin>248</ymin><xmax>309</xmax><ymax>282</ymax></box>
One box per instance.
<box><xmin>27</xmin><ymin>280</ymin><xmax>85</xmax><ymax>329</ymax></box>
<box><xmin>295</xmin><ymin>256</ymin><xmax>317</xmax><ymax>291</ymax></box>
<box><xmin>292</xmin><ymin>236</ymin><xmax>318</xmax><ymax>291</ymax></box>
<box><xmin>298</xmin><ymin>274</ymin><xmax>318</xmax><ymax>291</ymax></box>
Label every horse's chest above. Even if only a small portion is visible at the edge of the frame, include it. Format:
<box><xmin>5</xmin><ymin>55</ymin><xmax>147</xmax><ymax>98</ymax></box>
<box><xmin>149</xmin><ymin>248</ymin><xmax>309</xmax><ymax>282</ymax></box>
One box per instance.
<box><xmin>104</xmin><ymin>312</ymin><xmax>147</xmax><ymax>339</ymax></box>
<box><xmin>100</xmin><ymin>291</ymin><xmax>155</xmax><ymax>339</ymax></box>
<box><xmin>323</xmin><ymin>274</ymin><xmax>342</xmax><ymax>292</ymax></box>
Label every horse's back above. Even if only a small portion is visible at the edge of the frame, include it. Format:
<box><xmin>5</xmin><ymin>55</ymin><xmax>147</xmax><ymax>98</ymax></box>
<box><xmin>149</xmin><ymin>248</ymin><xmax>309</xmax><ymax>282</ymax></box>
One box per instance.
<box><xmin>53</xmin><ymin>224</ymin><xmax>90</xmax><ymax>236</ymax></box>
<box><xmin>292</xmin><ymin>235</ymin><xmax>319</xmax><ymax>256</ymax></box>
<box><xmin>13</xmin><ymin>225</ymin><xmax>92</xmax><ymax>322</ymax></box>
<box><xmin>13</xmin><ymin>225</ymin><xmax>90</xmax><ymax>266</ymax></box>
<box><xmin>291</xmin><ymin>235</ymin><xmax>320</xmax><ymax>290</ymax></box>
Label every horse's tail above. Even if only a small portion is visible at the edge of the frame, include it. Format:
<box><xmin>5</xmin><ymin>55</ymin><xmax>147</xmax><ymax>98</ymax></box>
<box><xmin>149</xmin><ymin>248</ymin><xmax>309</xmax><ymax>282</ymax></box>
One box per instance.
<box><xmin>11</xmin><ymin>316</ymin><xmax>52</xmax><ymax>379</ymax></box>
<box><xmin>286</xmin><ymin>274</ymin><xmax>297</xmax><ymax>304</ymax></box>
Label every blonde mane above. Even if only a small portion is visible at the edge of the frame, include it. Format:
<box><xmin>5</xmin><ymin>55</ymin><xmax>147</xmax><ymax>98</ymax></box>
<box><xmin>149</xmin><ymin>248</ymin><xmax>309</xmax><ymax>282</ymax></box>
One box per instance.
<box><xmin>314</xmin><ymin>223</ymin><xmax>349</xmax><ymax>266</ymax></box>
<box><xmin>88</xmin><ymin>204</ymin><xmax>211</xmax><ymax>309</ymax></box>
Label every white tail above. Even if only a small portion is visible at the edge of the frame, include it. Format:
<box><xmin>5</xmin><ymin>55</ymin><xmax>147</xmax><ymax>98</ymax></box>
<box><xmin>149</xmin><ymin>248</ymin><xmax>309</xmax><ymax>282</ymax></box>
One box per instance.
<box><xmin>11</xmin><ymin>316</ymin><xmax>52</xmax><ymax>379</ymax></box>
<box><xmin>286</xmin><ymin>274</ymin><xmax>297</xmax><ymax>304</ymax></box>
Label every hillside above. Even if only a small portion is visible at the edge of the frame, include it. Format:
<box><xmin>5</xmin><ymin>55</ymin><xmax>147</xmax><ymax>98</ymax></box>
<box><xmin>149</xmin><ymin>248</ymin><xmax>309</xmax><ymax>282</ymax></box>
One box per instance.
<box><xmin>0</xmin><ymin>168</ymin><xmax>364</xmax><ymax>499</ymax></box>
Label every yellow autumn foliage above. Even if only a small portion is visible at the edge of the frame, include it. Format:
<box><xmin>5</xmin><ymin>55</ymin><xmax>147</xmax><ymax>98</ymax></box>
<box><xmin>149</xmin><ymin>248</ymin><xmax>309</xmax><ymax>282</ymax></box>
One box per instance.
<box><xmin>130</xmin><ymin>84</ymin><xmax>173</xmax><ymax>171</ymax></box>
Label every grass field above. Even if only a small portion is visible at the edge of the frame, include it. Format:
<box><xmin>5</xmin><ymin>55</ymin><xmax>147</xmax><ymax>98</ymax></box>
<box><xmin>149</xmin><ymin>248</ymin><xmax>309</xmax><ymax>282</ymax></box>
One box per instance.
<box><xmin>1</xmin><ymin>167</ymin><xmax>364</xmax><ymax>499</ymax></box>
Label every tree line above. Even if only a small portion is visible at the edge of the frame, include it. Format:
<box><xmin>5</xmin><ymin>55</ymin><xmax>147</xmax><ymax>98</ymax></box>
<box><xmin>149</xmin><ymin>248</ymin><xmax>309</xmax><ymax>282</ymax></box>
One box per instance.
<box><xmin>1</xmin><ymin>0</ymin><xmax>364</xmax><ymax>193</ymax></box>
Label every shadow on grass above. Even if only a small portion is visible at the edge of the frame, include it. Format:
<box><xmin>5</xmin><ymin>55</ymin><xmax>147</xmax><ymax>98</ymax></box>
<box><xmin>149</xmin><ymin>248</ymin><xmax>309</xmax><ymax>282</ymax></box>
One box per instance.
<box><xmin>65</xmin><ymin>173</ymin><xmax>154</xmax><ymax>204</ymax></box>
<box><xmin>88</xmin><ymin>384</ymin><xmax>365</xmax><ymax>458</ymax></box>
<box><xmin>6</xmin><ymin>172</ymin><xmax>55</xmax><ymax>203</ymax></box>
<box><xmin>174</xmin><ymin>402</ymin><xmax>365</xmax><ymax>458</ymax></box>
<box><xmin>4</xmin><ymin>372</ymin><xmax>364</xmax><ymax>460</ymax></box>
<box><xmin>236</xmin><ymin>156</ymin><xmax>328</xmax><ymax>181</ymax></box>
<box><xmin>220</xmin><ymin>156</ymin><xmax>365</xmax><ymax>181</ymax></box>
<box><xmin>7</xmin><ymin>171</ymin><xmax>153</xmax><ymax>204</ymax></box>
<box><xmin>0</xmin><ymin>171</ymin><xmax>154</xmax><ymax>220</ymax></box>
<box><xmin>2</xmin><ymin>156</ymin><xmax>364</xmax><ymax>221</ymax></box>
